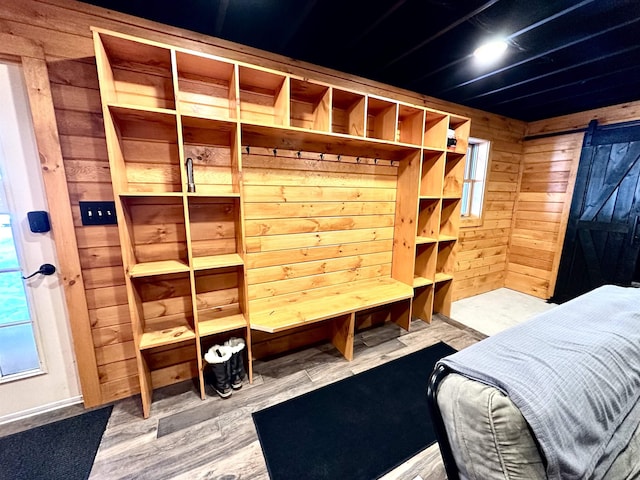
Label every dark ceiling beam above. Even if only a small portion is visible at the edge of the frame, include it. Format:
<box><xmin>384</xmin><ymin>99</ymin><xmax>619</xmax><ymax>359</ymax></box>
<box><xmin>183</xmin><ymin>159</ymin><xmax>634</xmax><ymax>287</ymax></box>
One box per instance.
<box><xmin>347</xmin><ymin>0</ymin><xmax>409</xmax><ymax>49</ymax></box>
<box><xmin>494</xmin><ymin>64</ymin><xmax>640</xmax><ymax>106</ymax></box>
<box><xmin>278</xmin><ymin>0</ymin><xmax>318</xmax><ymax>51</ymax></box>
<box><xmin>214</xmin><ymin>0</ymin><xmax>229</xmax><ymax>37</ymax></box>
<box><xmin>439</xmin><ymin>6</ymin><xmax>638</xmax><ymax>94</ymax></box>
<box><xmin>463</xmin><ymin>44</ymin><xmax>640</xmax><ymax>102</ymax></box>
<box><xmin>380</xmin><ymin>0</ymin><xmax>502</xmax><ymax>71</ymax></box>
<box><xmin>521</xmin><ymin>78</ymin><xmax>640</xmax><ymax>117</ymax></box>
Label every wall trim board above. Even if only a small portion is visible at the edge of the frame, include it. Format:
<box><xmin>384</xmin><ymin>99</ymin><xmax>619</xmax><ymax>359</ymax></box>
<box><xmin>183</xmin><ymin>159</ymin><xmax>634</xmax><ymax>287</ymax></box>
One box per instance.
<box><xmin>0</xmin><ymin>395</ymin><xmax>83</xmax><ymax>426</ymax></box>
<box><xmin>0</xmin><ymin>33</ymin><xmax>101</xmax><ymax>407</ymax></box>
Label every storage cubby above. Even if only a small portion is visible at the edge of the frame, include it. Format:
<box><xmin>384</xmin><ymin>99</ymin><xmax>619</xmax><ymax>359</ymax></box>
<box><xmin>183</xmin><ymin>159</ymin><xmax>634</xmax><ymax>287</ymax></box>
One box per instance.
<box><xmin>181</xmin><ymin>116</ymin><xmax>239</xmax><ymax>196</ymax></box>
<box><xmin>194</xmin><ymin>267</ymin><xmax>246</xmax><ymax>336</ymax></box>
<box><xmin>440</xmin><ymin>199</ymin><xmax>461</xmax><ymax>240</ymax></box>
<box><xmin>414</xmin><ymin>242</ymin><xmax>436</xmax><ymax>287</ymax></box>
<box><xmin>423</xmin><ymin>110</ymin><xmax>448</xmax><ymax>150</ymax></box>
<box><xmin>94</xmin><ymin>33</ymin><xmax>175</xmax><ymax>109</ymax></box>
<box><xmin>199</xmin><ymin>328</ymin><xmax>249</xmax><ymax>398</ymax></box>
<box><xmin>443</xmin><ymin>152</ymin><xmax>465</xmax><ymax>198</ymax></box>
<box><xmin>417</xmin><ymin>198</ymin><xmax>440</xmax><ymax>243</ymax></box>
<box><xmin>397</xmin><ymin>104</ymin><xmax>424</xmax><ymax>145</ymax></box>
<box><xmin>187</xmin><ymin>197</ymin><xmax>242</xmax><ymax>269</ymax></box>
<box><xmin>366</xmin><ymin>96</ymin><xmax>398</xmax><ymax>141</ymax></box>
<box><xmin>420</xmin><ymin>151</ymin><xmax>445</xmax><ymax>197</ymax></box>
<box><xmin>238</xmin><ymin>66</ymin><xmax>289</xmax><ymax>126</ymax></box>
<box><xmin>331</xmin><ymin>88</ymin><xmax>366</xmax><ymax>137</ymax></box>
<box><xmin>433</xmin><ymin>279</ymin><xmax>453</xmax><ymax>317</ymax></box>
<box><xmin>289</xmin><ymin>78</ymin><xmax>330</xmax><ymax>132</ymax></box>
<box><xmin>106</xmin><ymin>106</ymin><xmax>180</xmax><ymax>193</ymax></box>
<box><xmin>133</xmin><ymin>272</ymin><xmax>196</xmax><ymax>350</ymax></box>
<box><xmin>448</xmin><ymin>115</ymin><xmax>471</xmax><ymax>154</ymax></box>
<box><xmin>436</xmin><ymin>240</ymin><xmax>456</xmax><ymax>281</ymax></box>
<box><xmin>121</xmin><ymin>196</ymin><xmax>189</xmax><ymax>276</ymax></box>
<box><xmin>175</xmin><ymin>52</ymin><xmax>237</xmax><ymax>120</ymax></box>
<box><xmin>413</xmin><ymin>285</ymin><xmax>434</xmax><ymax>322</ymax></box>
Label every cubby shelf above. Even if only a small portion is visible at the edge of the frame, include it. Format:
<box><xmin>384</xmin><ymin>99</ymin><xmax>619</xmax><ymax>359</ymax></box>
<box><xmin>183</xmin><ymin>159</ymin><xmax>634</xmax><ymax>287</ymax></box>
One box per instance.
<box><xmin>129</xmin><ymin>260</ymin><xmax>190</xmax><ymax>278</ymax></box>
<box><xmin>413</xmin><ymin>276</ymin><xmax>434</xmax><ymax>288</ymax></box>
<box><xmin>416</xmin><ymin>236</ymin><xmax>438</xmax><ymax>244</ymax></box>
<box><xmin>139</xmin><ymin>320</ymin><xmax>196</xmax><ymax>350</ymax></box>
<box><xmin>92</xmin><ymin>27</ymin><xmax>470</xmax><ymax>418</ymax></box>
<box><xmin>198</xmin><ymin>311</ymin><xmax>248</xmax><ymax>337</ymax></box>
<box><xmin>192</xmin><ymin>253</ymin><xmax>244</xmax><ymax>271</ymax></box>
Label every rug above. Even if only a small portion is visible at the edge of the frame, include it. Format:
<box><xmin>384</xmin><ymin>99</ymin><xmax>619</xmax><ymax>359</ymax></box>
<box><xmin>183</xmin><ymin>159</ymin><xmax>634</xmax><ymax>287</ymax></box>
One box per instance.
<box><xmin>0</xmin><ymin>405</ymin><xmax>112</xmax><ymax>480</ymax></box>
<box><xmin>252</xmin><ymin>341</ymin><xmax>456</xmax><ymax>480</ymax></box>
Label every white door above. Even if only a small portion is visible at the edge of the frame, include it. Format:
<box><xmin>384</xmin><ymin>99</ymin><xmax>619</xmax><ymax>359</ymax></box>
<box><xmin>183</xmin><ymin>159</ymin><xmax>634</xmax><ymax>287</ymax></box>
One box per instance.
<box><xmin>0</xmin><ymin>61</ymin><xmax>80</xmax><ymax>421</ymax></box>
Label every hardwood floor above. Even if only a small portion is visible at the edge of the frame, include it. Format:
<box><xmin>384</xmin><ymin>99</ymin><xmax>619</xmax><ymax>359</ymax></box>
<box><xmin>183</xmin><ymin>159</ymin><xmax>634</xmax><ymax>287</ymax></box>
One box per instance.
<box><xmin>1</xmin><ymin>316</ymin><xmax>485</xmax><ymax>479</ymax></box>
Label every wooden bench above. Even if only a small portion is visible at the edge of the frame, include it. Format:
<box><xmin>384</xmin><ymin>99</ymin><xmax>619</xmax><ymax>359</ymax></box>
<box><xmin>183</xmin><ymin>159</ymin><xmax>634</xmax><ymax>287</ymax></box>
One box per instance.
<box><xmin>249</xmin><ymin>277</ymin><xmax>414</xmax><ymax>360</ymax></box>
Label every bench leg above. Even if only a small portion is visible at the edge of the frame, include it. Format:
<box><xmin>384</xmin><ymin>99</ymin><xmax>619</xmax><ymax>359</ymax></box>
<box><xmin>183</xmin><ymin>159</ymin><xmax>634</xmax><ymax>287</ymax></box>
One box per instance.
<box><xmin>391</xmin><ymin>298</ymin><xmax>412</xmax><ymax>331</ymax></box>
<box><xmin>331</xmin><ymin>313</ymin><xmax>355</xmax><ymax>361</ymax></box>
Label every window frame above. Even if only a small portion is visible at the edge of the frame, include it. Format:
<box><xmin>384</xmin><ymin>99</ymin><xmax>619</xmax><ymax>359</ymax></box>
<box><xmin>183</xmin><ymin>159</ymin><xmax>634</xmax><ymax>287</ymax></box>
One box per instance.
<box><xmin>460</xmin><ymin>137</ymin><xmax>491</xmax><ymax>228</ymax></box>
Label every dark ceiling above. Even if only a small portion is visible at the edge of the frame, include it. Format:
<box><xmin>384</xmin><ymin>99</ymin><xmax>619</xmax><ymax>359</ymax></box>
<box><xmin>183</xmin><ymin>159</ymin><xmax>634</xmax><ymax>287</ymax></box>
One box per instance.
<box><xmin>82</xmin><ymin>0</ymin><xmax>640</xmax><ymax>122</ymax></box>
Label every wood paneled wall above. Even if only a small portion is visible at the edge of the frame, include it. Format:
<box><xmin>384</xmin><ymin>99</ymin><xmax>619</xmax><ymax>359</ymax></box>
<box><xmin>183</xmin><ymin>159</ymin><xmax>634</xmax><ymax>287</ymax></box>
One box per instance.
<box><xmin>506</xmin><ymin>99</ymin><xmax>640</xmax><ymax>299</ymax></box>
<box><xmin>0</xmin><ymin>0</ymin><xmax>525</xmax><ymax>405</ymax></box>
<box><xmin>452</xmin><ymin>117</ymin><xmax>525</xmax><ymax>300</ymax></box>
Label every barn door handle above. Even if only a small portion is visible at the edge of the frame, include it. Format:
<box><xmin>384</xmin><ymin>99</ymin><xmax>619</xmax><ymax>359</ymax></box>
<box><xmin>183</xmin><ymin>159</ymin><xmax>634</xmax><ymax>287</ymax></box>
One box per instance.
<box><xmin>22</xmin><ymin>263</ymin><xmax>56</xmax><ymax>280</ymax></box>
<box><xmin>631</xmin><ymin>216</ymin><xmax>639</xmax><ymax>246</ymax></box>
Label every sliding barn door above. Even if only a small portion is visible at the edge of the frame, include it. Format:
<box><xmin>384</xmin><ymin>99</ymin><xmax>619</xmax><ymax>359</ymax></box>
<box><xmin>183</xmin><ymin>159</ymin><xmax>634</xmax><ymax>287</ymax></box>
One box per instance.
<box><xmin>553</xmin><ymin>120</ymin><xmax>640</xmax><ymax>303</ymax></box>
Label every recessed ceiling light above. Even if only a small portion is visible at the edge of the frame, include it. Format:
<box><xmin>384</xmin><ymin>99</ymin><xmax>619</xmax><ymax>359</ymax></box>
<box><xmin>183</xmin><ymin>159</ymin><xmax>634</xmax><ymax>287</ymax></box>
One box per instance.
<box><xmin>473</xmin><ymin>40</ymin><xmax>508</xmax><ymax>64</ymax></box>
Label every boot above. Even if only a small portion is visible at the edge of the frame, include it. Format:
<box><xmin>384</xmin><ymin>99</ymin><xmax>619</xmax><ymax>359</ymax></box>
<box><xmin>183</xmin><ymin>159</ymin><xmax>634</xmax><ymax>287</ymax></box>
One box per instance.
<box><xmin>204</xmin><ymin>345</ymin><xmax>233</xmax><ymax>399</ymax></box>
<box><xmin>225</xmin><ymin>337</ymin><xmax>246</xmax><ymax>390</ymax></box>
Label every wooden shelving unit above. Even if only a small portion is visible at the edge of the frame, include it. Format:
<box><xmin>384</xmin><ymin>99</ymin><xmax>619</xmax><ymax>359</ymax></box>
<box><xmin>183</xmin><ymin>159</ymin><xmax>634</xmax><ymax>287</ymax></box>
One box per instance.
<box><xmin>92</xmin><ymin>27</ymin><xmax>469</xmax><ymax>417</ymax></box>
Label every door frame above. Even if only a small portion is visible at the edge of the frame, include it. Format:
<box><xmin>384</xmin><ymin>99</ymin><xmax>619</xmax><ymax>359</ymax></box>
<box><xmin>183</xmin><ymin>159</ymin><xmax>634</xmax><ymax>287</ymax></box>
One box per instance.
<box><xmin>0</xmin><ymin>34</ymin><xmax>101</xmax><ymax>407</ymax></box>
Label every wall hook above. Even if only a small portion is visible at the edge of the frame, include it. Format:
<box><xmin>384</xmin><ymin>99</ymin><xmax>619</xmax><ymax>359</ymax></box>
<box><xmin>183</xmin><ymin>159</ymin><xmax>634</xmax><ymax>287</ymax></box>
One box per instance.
<box><xmin>374</xmin><ymin>158</ymin><xmax>378</xmax><ymax>164</ymax></box>
<box><xmin>337</xmin><ymin>155</ymin><xmax>341</xmax><ymax>161</ymax></box>
<box><xmin>320</xmin><ymin>153</ymin><xmax>324</xmax><ymax>161</ymax></box>
<box><xmin>273</xmin><ymin>148</ymin><xmax>277</xmax><ymax>157</ymax></box>
<box><xmin>297</xmin><ymin>151</ymin><xmax>301</xmax><ymax>158</ymax></box>
<box><xmin>356</xmin><ymin>157</ymin><xmax>360</xmax><ymax>163</ymax></box>
<box><xmin>245</xmin><ymin>146</ymin><xmax>250</xmax><ymax>154</ymax></box>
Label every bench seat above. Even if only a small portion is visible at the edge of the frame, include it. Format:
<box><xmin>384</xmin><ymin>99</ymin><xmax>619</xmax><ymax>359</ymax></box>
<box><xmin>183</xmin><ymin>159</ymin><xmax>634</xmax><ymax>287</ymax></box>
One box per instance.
<box><xmin>249</xmin><ymin>277</ymin><xmax>414</xmax><ymax>360</ymax></box>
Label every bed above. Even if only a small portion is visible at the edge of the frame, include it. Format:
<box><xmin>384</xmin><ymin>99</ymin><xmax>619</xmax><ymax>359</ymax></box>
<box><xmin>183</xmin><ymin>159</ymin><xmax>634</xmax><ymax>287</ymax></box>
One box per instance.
<box><xmin>427</xmin><ymin>285</ymin><xmax>640</xmax><ymax>480</ymax></box>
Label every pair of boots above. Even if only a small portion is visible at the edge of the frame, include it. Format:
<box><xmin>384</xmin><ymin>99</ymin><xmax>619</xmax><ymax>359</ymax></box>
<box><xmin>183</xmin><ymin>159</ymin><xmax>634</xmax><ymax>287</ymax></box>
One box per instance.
<box><xmin>204</xmin><ymin>337</ymin><xmax>246</xmax><ymax>399</ymax></box>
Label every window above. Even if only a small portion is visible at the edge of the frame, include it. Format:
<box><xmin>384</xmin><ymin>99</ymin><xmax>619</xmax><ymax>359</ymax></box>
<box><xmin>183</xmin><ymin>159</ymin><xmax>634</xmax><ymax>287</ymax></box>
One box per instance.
<box><xmin>461</xmin><ymin>137</ymin><xmax>490</xmax><ymax>226</ymax></box>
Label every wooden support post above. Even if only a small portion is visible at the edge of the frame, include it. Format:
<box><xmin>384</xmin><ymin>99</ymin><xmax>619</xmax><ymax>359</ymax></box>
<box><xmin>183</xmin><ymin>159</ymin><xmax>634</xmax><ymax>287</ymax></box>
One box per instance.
<box><xmin>331</xmin><ymin>313</ymin><xmax>355</xmax><ymax>361</ymax></box>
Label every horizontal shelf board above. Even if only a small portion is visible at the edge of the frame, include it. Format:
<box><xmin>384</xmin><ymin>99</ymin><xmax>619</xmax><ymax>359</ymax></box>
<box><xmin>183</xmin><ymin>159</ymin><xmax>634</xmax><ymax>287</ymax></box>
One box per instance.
<box><xmin>186</xmin><ymin>192</ymin><xmax>240</xmax><ymax>198</ymax></box>
<box><xmin>249</xmin><ymin>277</ymin><xmax>413</xmax><ymax>333</ymax></box>
<box><xmin>192</xmin><ymin>253</ymin><xmax>244</xmax><ymax>270</ymax></box>
<box><xmin>180</xmin><ymin>114</ymin><xmax>238</xmax><ymax>129</ymax></box>
<box><xmin>419</xmin><ymin>195</ymin><xmax>441</xmax><ymax>200</ymax></box>
<box><xmin>198</xmin><ymin>312</ymin><xmax>248</xmax><ymax>337</ymax></box>
<box><xmin>442</xmin><ymin>195</ymin><xmax>462</xmax><ymax>200</ymax></box>
<box><xmin>107</xmin><ymin>102</ymin><xmax>177</xmax><ymax>117</ymax></box>
<box><xmin>241</xmin><ymin>122</ymin><xmax>420</xmax><ymax>162</ymax></box>
<box><xmin>119</xmin><ymin>192</ymin><xmax>184</xmax><ymax>197</ymax></box>
<box><xmin>129</xmin><ymin>260</ymin><xmax>190</xmax><ymax>277</ymax></box>
<box><xmin>416</xmin><ymin>236</ymin><xmax>438</xmax><ymax>244</ymax></box>
<box><xmin>413</xmin><ymin>276</ymin><xmax>434</xmax><ymax>288</ymax></box>
<box><xmin>434</xmin><ymin>273</ymin><xmax>454</xmax><ymax>283</ymax></box>
<box><xmin>139</xmin><ymin>320</ymin><xmax>195</xmax><ymax>350</ymax></box>
<box><xmin>438</xmin><ymin>235</ymin><xmax>458</xmax><ymax>242</ymax></box>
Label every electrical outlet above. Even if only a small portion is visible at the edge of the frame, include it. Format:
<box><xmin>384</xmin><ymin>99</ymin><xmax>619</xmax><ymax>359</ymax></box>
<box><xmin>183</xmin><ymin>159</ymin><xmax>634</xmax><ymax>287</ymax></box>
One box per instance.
<box><xmin>79</xmin><ymin>201</ymin><xmax>117</xmax><ymax>226</ymax></box>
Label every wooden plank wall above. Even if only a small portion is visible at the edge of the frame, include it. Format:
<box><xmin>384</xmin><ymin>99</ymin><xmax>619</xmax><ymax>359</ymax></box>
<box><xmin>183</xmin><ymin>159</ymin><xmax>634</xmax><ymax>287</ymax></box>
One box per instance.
<box><xmin>243</xmin><ymin>149</ymin><xmax>397</xmax><ymax>305</ymax></box>
<box><xmin>505</xmin><ymin>99</ymin><xmax>640</xmax><ymax>299</ymax></box>
<box><xmin>452</xmin><ymin>117</ymin><xmax>525</xmax><ymax>300</ymax></box>
<box><xmin>0</xmin><ymin>0</ymin><xmax>526</xmax><ymax>404</ymax></box>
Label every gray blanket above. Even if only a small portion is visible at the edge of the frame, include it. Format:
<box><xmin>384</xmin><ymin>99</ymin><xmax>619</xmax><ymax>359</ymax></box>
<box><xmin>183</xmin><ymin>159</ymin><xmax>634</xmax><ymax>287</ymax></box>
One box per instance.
<box><xmin>439</xmin><ymin>285</ymin><xmax>640</xmax><ymax>480</ymax></box>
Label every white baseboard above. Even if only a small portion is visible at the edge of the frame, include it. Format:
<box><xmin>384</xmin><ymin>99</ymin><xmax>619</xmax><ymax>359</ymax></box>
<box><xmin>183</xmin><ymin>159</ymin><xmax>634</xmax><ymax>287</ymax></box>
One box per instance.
<box><xmin>0</xmin><ymin>395</ymin><xmax>83</xmax><ymax>426</ymax></box>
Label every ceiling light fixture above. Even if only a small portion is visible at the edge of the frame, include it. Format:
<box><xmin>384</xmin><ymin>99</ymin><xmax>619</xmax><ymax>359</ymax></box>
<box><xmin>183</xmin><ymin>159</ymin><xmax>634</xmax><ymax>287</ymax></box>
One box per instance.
<box><xmin>473</xmin><ymin>39</ymin><xmax>508</xmax><ymax>64</ymax></box>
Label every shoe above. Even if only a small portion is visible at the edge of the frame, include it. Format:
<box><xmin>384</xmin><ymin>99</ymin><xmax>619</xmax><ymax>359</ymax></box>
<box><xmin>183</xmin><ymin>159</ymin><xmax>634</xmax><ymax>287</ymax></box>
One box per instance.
<box><xmin>225</xmin><ymin>337</ymin><xmax>246</xmax><ymax>390</ymax></box>
<box><xmin>204</xmin><ymin>345</ymin><xmax>233</xmax><ymax>399</ymax></box>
